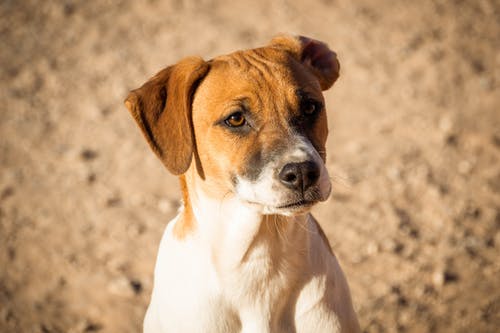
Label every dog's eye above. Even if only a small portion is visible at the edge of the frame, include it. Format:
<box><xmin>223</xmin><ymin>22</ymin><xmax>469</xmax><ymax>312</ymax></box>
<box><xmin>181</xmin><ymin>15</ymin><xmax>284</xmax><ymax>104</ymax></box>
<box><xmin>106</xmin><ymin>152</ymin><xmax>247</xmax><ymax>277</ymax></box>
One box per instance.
<box><xmin>225</xmin><ymin>112</ymin><xmax>246</xmax><ymax>127</ymax></box>
<box><xmin>302</xmin><ymin>99</ymin><xmax>322</xmax><ymax>116</ymax></box>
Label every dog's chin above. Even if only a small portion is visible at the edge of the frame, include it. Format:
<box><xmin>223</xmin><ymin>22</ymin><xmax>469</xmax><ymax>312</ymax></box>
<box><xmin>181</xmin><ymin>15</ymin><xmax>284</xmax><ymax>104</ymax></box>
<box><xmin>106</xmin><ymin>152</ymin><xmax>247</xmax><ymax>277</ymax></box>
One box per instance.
<box><xmin>270</xmin><ymin>200</ymin><xmax>317</xmax><ymax>216</ymax></box>
<box><xmin>243</xmin><ymin>197</ymin><xmax>320</xmax><ymax>216</ymax></box>
<box><xmin>235</xmin><ymin>182</ymin><xmax>331</xmax><ymax>216</ymax></box>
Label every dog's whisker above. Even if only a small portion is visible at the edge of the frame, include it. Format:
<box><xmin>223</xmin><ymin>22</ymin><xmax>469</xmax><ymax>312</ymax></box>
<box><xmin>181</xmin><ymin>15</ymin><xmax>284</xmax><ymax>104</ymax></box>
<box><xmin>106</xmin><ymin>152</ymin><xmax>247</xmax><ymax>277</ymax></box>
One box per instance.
<box><xmin>295</xmin><ymin>218</ymin><xmax>316</xmax><ymax>235</ymax></box>
<box><xmin>273</xmin><ymin>215</ymin><xmax>285</xmax><ymax>243</ymax></box>
<box><xmin>329</xmin><ymin>173</ymin><xmax>353</xmax><ymax>189</ymax></box>
<box><xmin>265</xmin><ymin>216</ymin><xmax>272</xmax><ymax>235</ymax></box>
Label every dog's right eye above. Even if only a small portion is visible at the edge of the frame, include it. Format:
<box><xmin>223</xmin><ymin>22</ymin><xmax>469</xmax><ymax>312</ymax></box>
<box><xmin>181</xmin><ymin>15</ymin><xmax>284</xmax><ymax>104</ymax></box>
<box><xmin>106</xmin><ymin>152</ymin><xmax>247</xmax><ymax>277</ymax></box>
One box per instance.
<box><xmin>224</xmin><ymin>112</ymin><xmax>246</xmax><ymax>127</ymax></box>
<box><xmin>301</xmin><ymin>99</ymin><xmax>323</xmax><ymax>117</ymax></box>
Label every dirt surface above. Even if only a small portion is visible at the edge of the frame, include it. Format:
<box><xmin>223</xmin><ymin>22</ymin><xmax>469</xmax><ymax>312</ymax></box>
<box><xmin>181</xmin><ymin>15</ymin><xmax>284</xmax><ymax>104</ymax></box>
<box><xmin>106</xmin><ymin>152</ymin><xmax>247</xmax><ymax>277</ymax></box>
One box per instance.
<box><xmin>1</xmin><ymin>0</ymin><xmax>499</xmax><ymax>332</ymax></box>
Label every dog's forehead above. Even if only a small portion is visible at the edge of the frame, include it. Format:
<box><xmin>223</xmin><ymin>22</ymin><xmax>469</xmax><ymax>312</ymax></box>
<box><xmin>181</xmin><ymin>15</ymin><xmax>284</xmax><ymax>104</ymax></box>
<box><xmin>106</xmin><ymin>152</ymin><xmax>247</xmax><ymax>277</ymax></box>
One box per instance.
<box><xmin>194</xmin><ymin>47</ymin><xmax>322</xmax><ymax>111</ymax></box>
<box><xmin>213</xmin><ymin>47</ymin><xmax>293</xmax><ymax>75</ymax></box>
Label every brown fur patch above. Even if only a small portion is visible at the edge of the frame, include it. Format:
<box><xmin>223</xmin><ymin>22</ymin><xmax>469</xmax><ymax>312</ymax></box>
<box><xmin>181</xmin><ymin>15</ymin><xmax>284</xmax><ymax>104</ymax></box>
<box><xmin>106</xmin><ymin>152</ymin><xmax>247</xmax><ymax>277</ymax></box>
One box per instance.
<box><xmin>172</xmin><ymin>175</ymin><xmax>196</xmax><ymax>239</ymax></box>
<box><xmin>125</xmin><ymin>57</ymin><xmax>210</xmax><ymax>175</ymax></box>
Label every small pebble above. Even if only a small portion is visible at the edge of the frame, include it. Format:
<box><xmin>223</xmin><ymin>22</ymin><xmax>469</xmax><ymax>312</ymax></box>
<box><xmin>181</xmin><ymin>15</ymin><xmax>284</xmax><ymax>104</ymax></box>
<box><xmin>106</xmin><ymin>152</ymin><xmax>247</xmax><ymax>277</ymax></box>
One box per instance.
<box><xmin>432</xmin><ymin>270</ymin><xmax>444</xmax><ymax>287</ymax></box>
<box><xmin>158</xmin><ymin>198</ymin><xmax>177</xmax><ymax>213</ymax></box>
<box><xmin>438</xmin><ymin>115</ymin><xmax>453</xmax><ymax>133</ymax></box>
<box><xmin>108</xmin><ymin>276</ymin><xmax>134</xmax><ymax>297</ymax></box>
<box><xmin>81</xmin><ymin>149</ymin><xmax>98</xmax><ymax>161</ymax></box>
<box><xmin>458</xmin><ymin>160</ymin><xmax>472</xmax><ymax>175</ymax></box>
<box><xmin>366</xmin><ymin>242</ymin><xmax>379</xmax><ymax>256</ymax></box>
<box><xmin>129</xmin><ymin>279</ymin><xmax>143</xmax><ymax>295</ymax></box>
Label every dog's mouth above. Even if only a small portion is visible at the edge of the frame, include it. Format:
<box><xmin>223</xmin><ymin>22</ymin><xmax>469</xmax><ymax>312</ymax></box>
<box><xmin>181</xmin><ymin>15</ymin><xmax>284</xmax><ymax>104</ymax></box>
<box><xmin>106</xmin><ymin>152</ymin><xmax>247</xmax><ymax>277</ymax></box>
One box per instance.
<box><xmin>243</xmin><ymin>198</ymin><xmax>317</xmax><ymax>215</ymax></box>
<box><xmin>276</xmin><ymin>200</ymin><xmax>315</xmax><ymax>209</ymax></box>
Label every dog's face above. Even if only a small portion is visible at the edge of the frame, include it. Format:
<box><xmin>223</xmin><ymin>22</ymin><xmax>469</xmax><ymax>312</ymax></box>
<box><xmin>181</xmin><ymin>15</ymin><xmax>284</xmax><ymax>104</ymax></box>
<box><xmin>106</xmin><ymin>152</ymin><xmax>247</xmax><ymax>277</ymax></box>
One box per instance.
<box><xmin>192</xmin><ymin>48</ymin><xmax>332</xmax><ymax>215</ymax></box>
<box><xmin>126</xmin><ymin>35</ymin><xmax>340</xmax><ymax>216</ymax></box>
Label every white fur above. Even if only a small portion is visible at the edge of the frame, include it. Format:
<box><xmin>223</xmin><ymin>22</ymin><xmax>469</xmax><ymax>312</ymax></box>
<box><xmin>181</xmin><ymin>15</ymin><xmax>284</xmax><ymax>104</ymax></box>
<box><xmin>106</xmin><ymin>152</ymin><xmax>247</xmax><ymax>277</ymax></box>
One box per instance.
<box><xmin>235</xmin><ymin>134</ymin><xmax>332</xmax><ymax>216</ymax></box>
<box><xmin>143</xmin><ymin>170</ymin><xmax>360</xmax><ymax>332</ymax></box>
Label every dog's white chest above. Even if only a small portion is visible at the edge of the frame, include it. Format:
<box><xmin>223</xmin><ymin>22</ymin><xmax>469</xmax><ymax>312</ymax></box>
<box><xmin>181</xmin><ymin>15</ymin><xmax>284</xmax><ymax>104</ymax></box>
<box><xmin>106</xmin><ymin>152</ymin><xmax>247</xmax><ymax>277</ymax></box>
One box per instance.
<box><xmin>144</xmin><ymin>217</ymin><xmax>301</xmax><ymax>333</ymax></box>
<box><xmin>144</xmin><ymin>215</ymin><xmax>353</xmax><ymax>333</ymax></box>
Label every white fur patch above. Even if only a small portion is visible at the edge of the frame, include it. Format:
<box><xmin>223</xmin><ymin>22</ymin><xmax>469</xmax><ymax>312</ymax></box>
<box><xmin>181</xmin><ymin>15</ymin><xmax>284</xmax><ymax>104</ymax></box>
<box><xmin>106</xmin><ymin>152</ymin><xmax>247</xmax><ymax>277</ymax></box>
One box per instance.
<box><xmin>235</xmin><ymin>135</ymin><xmax>331</xmax><ymax>215</ymax></box>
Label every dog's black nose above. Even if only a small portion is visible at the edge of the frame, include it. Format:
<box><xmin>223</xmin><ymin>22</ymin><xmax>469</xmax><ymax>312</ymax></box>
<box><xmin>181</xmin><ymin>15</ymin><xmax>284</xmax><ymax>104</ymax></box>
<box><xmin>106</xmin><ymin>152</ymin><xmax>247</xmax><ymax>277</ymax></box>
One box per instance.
<box><xmin>279</xmin><ymin>161</ymin><xmax>320</xmax><ymax>192</ymax></box>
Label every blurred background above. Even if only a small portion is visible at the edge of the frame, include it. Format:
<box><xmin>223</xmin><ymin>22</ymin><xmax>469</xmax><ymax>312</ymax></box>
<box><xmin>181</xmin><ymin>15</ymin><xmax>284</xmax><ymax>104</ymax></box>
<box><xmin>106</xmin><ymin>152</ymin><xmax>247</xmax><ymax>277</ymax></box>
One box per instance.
<box><xmin>1</xmin><ymin>0</ymin><xmax>499</xmax><ymax>332</ymax></box>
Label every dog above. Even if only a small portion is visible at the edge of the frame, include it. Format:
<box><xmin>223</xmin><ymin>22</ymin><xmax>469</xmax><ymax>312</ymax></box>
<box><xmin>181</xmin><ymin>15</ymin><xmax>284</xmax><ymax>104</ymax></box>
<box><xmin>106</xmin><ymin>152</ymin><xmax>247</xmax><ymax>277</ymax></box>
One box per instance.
<box><xmin>125</xmin><ymin>34</ymin><xmax>360</xmax><ymax>333</ymax></box>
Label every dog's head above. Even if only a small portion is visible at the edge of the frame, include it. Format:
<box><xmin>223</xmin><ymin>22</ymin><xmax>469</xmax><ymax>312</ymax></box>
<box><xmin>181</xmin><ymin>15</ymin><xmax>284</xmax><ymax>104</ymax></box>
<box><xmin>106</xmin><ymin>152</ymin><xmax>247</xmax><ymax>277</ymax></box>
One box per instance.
<box><xmin>126</xmin><ymin>35</ymin><xmax>340</xmax><ymax>216</ymax></box>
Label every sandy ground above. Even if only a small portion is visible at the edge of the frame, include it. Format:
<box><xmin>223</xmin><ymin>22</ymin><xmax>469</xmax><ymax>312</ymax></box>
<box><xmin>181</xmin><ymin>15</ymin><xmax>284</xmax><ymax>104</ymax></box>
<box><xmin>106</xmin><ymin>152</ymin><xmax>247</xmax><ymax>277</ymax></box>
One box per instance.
<box><xmin>1</xmin><ymin>0</ymin><xmax>499</xmax><ymax>332</ymax></box>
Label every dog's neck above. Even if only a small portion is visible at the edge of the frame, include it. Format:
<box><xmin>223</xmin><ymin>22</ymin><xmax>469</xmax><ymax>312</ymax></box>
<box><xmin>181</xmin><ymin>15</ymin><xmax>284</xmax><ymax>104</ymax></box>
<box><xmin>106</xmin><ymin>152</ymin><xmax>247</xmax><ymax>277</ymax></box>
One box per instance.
<box><xmin>176</xmin><ymin>173</ymin><xmax>311</xmax><ymax>273</ymax></box>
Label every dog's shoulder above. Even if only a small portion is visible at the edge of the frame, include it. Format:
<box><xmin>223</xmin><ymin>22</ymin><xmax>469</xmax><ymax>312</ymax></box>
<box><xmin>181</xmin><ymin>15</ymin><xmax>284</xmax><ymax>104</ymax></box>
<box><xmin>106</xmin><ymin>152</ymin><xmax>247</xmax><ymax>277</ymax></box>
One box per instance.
<box><xmin>299</xmin><ymin>215</ymin><xmax>361</xmax><ymax>333</ymax></box>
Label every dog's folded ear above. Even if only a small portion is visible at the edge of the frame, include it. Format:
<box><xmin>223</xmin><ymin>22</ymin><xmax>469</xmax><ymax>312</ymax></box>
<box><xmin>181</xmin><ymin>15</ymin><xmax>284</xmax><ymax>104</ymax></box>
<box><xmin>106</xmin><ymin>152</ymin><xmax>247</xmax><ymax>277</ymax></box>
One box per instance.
<box><xmin>125</xmin><ymin>57</ymin><xmax>209</xmax><ymax>175</ymax></box>
<box><xmin>270</xmin><ymin>35</ymin><xmax>340</xmax><ymax>90</ymax></box>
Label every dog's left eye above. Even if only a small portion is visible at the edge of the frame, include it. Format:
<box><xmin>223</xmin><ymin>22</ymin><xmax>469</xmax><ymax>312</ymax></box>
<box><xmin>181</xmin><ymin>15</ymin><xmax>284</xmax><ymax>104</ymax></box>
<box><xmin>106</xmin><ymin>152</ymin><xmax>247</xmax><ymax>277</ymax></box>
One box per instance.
<box><xmin>224</xmin><ymin>112</ymin><xmax>246</xmax><ymax>127</ymax></box>
<box><xmin>302</xmin><ymin>99</ymin><xmax>322</xmax><ymax>116</ymax></box>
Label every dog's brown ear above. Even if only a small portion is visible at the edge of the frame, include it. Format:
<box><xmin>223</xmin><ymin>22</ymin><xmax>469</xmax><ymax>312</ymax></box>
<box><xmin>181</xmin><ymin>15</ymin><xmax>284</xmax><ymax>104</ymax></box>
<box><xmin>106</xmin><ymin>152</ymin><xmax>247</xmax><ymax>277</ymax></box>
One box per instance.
<box><xmin>270</xmin><ymin>35</ymin><xmax>340</xmax><ymax>90</ymax></box>
<box><xmin>125</xmin><ymin>57</ymin><xmax>209</xmax><ymax>175</ymax></box>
